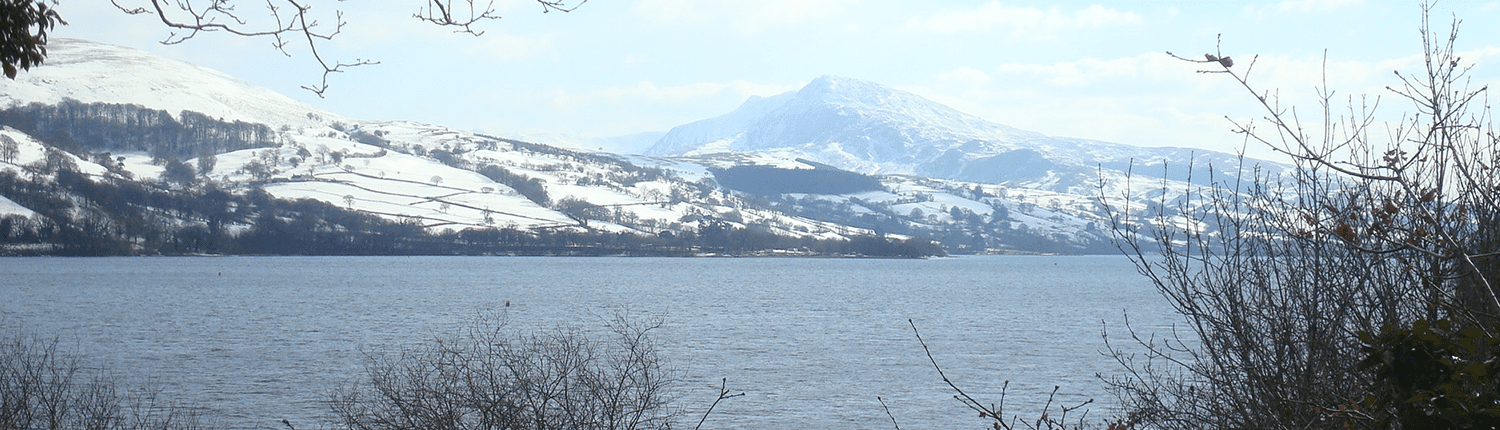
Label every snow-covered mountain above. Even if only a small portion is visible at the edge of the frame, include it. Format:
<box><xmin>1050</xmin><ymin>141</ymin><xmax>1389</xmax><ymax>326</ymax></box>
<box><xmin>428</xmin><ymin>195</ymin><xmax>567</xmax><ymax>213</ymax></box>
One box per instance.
<box><xmin>627</xmin><ymin>75</ymin><xmax>1285</xmax><ymax>253</ymax></box>
<box><xmin>646</xmin><ymin>75</ymin><xmax>1277</xmax><ymax>194</ymax></box>
<box><xmin>0</xmin><ymin>40</ymin><xmax>1239</xmax><ymax>255</ymax></box>
<box><xmin>1</xmin><ymin>39</ymin><xmax>900</xmax><ymax>256</ymax></box>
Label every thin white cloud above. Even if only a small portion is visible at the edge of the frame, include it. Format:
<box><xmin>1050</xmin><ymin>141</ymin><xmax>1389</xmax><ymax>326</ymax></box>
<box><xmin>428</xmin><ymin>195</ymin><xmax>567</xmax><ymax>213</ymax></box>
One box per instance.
<box><xmin>935</xmin><ymin>67</ymin><xmax>993</xmax><ymax>87</ymax></box>
<box><xmin>488</xmin><ymin>0</ymin><xmax>558</xmax><ymax>15</ymax></box>
<box><xmin>992</xmin><ymin>53</ymin><xmax>1190</xmax><ymax>87</ymax></box>
<box><xmin>901</xmin><ymin>46</ymin><xmax>1495</xmax><ymax>160</ymax></box>
<box><xmin>632</xmin><ymin>0</ymin><xmax>863</xmax><ymax>34</ymax></box>
<box><xmin>909</xmin><ymin>74</ymin><xmax>1260</xmax><ymax>157</ymax></box>
<box><xmin>1276</xmin><ymin>0</ymin><xmax>1365</xmax><ymax>13</ymax></box>
<box><xmin>521</xmin><ymin>79</ymin><xmax>798</xmax><ymax>137</ymax></box>
<box><xmin>463</xmin><ymin>32</ymin><xmax>558</xmax><ymax>62</ymax></box>
<box><xmin>550</xmin><ymin>80</ymin><xmax>794</xmax><ymax>112</ymax></box>
<box><xmin>903</xmin><ymin>2</ymin><xmax>1143</xmax><ymax>39</ymax></box>
<box><xmin>315</xmin><ymin>3</ymin><xmax>561</xmax><ymax>63</ymax></box>
<box><xmin>1244</xmin><ymin>0</ymin><xmax>1364</xmax><ymax>18</ymax></box>
<box><xmin>980</xmin><ymin>47</ymin><xmax>1499</xmax><ymax>97</ymax></box>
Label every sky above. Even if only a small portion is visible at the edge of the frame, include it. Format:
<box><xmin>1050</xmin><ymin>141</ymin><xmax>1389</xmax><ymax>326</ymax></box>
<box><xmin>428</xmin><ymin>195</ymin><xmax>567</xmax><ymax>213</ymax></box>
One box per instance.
<box><xmin>50</xmin><ymin>1</ymin><xmax>1500</xmax><ymax>159</ymax></box>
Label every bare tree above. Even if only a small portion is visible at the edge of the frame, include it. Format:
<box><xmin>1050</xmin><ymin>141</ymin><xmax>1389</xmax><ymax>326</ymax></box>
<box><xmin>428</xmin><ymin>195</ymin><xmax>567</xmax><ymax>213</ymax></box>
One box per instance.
<box><xmin>107</xmin><ymin>0</ymin><xmax>588</xmax><ymax>96</ymax></box>
<box><xmin>1103</xmin><ymin>3</ymin><xmax>1499</xmax><ymax>429</ymax></box>
<box><xmin>0</xmin><ymin>332</ymin><xmax>209</xmax><ymax>430</ymax></box>
<box><xmin>0</xmin><ymin>134</ymin><xmax>19</xmax><ymax>164</ymax></box>
<box><xmin>329</xmin><ymin>312</ymin><xmax>678</xmax><ymax>430</ymax></box>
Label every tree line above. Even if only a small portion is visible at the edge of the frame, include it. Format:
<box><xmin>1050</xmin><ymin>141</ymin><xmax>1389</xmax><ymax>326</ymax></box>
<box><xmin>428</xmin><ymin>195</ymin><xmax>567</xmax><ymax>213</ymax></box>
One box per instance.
<box><xmin>0</xmin><ymin>99</ymin><xmax>279</xmax><ymax>162</ymax></box>
<box><xmin>0</xmin><ymin>161</ymin><xmax>942</xmax><ymax>257</ymax></box>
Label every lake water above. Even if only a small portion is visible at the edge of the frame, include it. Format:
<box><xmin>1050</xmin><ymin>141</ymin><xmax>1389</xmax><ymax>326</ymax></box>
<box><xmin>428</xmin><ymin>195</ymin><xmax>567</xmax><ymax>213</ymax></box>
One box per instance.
<box><xmin>0</xmin><ymin>255</ymin><xmax>1180</xmax><ymax>429</ymax></box>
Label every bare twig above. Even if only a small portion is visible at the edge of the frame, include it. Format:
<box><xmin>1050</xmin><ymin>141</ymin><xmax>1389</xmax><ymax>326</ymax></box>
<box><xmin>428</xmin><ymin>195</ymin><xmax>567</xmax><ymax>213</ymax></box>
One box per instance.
<box><xmin>910</xmin><ymin>319</ymin><xmax>1093</xmax><ymax>430</ymax></box>
<box><xmin>877</xmin><ymin>396</ymin><xmax>902</xmax><ymax>430</ymax></box>
<box><xmin>694</xmin><ymin>378</ymin><xmax>745</xmax><ymax>430</ymax></box>
<box><xmin>110</xmin><ymin>0</ymin><xmax>587</xmax><ymax>96</ymax></box>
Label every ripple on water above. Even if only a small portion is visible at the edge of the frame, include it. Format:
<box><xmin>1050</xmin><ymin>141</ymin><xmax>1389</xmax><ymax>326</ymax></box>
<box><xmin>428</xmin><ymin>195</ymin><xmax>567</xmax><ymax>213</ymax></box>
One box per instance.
<box><xmin>0</xmin><ymin>255</ymin><xmax>1179</xmax><ymax>430</ymax></box>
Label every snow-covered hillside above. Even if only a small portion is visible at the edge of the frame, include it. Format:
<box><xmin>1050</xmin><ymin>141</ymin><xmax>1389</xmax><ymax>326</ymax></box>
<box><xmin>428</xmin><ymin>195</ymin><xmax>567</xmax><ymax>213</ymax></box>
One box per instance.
<box><xmin>202</xmin><ymin>120</ymin><xmax>864</xmax><ymax>239</ymax></box>
<box><xmin>0</xmin><ymin>40</ymin><xmax>1234</xmax><ymax>254</ymax></box>
<box><xmin>0</xmin><ymin>40</ymin><xmax>879</xmax><ymax>253</ymax></box>
<box><xmin>1</xmin><ymin>39</ymin><xmax>341</xmax><ymax>131</ymax></box>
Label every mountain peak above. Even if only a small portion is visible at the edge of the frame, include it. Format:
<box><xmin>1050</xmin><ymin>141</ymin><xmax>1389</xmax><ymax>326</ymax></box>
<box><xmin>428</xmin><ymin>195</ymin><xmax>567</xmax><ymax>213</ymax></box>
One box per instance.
<box><xmin>794</xmin><ymin>75</ymin><xmax>906</xmax><ymax>110</ymax></box>
<box><xmin>799</xmin><ymin>75</ymin><xmax>883</xmax><ymax>95</ymax></box>
<box><xmin>646</xmin><ymin>75</ymin><xmax>1036</xmax><ymax>171</ymax></box>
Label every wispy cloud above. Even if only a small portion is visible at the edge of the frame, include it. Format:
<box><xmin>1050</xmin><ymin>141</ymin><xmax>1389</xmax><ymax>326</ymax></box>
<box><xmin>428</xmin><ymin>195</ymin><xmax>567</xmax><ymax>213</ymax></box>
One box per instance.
<box><xmin>935</xmin><ymin>67</ymin><xmax>993</xmax><ymax>87</ymax></box>
<box><xmin>993</xmin><ymin>54</ymin><xmax>1183</xmax><ymax>87</ymax></box>
<box><xmin>462</xmin><ymin>32</ymin><xmax>558</xmax><ymax>62</ymax></box>
<box><xmin>632</xmin><ymin>0</ymin><xmax>864</xmax><ymax>34</ymax></box>
<box><xmin>550</xmin><ymin>80</ymin><xmax>794</xmax><ymax>112</ymax></box>
<box><xmin>520</xmin><ymin>79</ymin><xmax>797</xmax><ymax>136</ymax></box>
<box><xmin>1274</xmin><ymin>0</ymin><xmax>1365</xmax><ymax>13</ymax></box>
<box><xmin>900</xmin><ymin>45</ymin><xmax>1484</xmax><ymax>159</ymax></box>
<box><xmin>1244</xmin><ymin>0</ymin><xmax>1365</xmax><ymax>18</ymax></box>
<box><xmin>903</xmin><ymin>2</ymin><xmax>1143</xmax><ymax>39</ymax></box>
<box><xmin>907</xmin><ymin>61</ymin><xmax>1244</xmax><ymax>156</ymax></box>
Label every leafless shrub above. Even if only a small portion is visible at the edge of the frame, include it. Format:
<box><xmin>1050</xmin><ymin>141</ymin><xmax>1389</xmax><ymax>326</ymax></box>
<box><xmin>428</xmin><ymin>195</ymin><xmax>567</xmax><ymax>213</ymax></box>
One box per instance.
<box><xmin>0</xmin><ymin>333</ymin><xmax>208</xmax><ymax>430</ymax></box>
<box><xmin>1103</xmin><ymin>3</ymin><xmax>1499</xmax><ymax>429</ymax></box>
<box><xmin>328</xmin><ymin>313</ymin><xmax>678</xmax><ymax>430</ymax></box>
<box><xmin>907</xmin><ymin>320</ymin><xmax>1099</xmax><ymax>430</ymax></box>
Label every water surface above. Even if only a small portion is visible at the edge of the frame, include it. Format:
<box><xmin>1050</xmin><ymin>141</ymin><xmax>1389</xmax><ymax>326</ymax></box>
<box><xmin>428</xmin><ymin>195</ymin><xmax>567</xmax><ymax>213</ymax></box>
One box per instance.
<box><xmin>0</xmin><ymin>255</ymin><xmax>1179</xmax><ymax>429</ymax></box>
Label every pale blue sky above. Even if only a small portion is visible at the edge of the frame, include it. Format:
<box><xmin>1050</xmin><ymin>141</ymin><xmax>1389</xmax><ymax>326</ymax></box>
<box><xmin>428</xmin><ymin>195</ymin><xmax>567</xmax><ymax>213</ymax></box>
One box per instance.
<box><xmin>52</xmin><ymin>1</ymin><xmax>1500</xmax><ymax>159</ymax></box>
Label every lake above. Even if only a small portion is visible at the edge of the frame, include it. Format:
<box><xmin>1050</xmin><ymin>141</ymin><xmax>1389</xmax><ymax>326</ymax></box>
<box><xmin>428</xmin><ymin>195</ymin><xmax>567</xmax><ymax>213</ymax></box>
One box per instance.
<box><xmin>0</xmin><ymin>255</ymin><xmax>1180</xmax><ymax>429</ymax></box>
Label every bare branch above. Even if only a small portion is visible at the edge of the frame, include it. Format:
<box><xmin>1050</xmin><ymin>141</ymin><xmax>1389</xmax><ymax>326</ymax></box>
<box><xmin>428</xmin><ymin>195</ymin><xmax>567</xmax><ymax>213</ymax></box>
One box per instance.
<box><xmin>877</xmin><ymin>396</ymin><xmax>902</xmax><ymax>430</ymax></box>
<box><xmin>110</xmin><ymin>0</ymin><xmax>588</xmax><ymax>95</ymax></box>
<box><xmin>693</xmin><ymin>378</ymin><xmax>744</xmax><ymax>430</ymax></box>
<box><xmin>910</xmin><ymin>319</ymin><xmax>1093</xmax><ymax>430</ymax></box>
